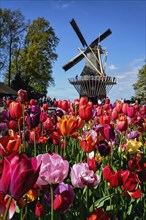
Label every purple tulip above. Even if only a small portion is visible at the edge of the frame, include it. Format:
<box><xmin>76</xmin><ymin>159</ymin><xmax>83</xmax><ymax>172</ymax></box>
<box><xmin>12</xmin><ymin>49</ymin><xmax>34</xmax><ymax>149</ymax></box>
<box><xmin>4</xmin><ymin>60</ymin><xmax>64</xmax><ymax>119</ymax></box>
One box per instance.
<box><xmin>26</xmin><ymin>105</ymin><xmax>41</xmax><ymax>128</ymax></box>
<box><xmin>53</xmin><ymin>182</ymin><xmax>75</xmax><ymax>213</ymax></box>
<box><xmin>127</xmin><ymin>131</ymin><xmax>139</xmax><ymax>140</ymax></box>
<box><xmin>97</xmin><ymin>140</ymin><xmax>111</xmax><ymax>156</ymax></box>
<box><xmin>99</xmin><ymin>124</ymin><xmax>115</xmax><ymax>141</ymax></box>
<box><xmin>36</xmin><ymin>153</ymin><xmax>69</xmax><ymax>185</ymax></box>
<box><xmin>0</xmin><ymin>153</ymin><xmax>40</xmax><ymax>199</ymax></box>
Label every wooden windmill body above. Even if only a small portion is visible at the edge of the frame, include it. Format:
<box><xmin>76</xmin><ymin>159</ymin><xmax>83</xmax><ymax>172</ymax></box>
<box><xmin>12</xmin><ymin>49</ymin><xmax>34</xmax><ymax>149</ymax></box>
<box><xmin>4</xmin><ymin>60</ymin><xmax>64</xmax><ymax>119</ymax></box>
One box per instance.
<box><xmin>63</xmin><ymin>19</ymin><xmax>117</xmax><ymax>104</ymax></box>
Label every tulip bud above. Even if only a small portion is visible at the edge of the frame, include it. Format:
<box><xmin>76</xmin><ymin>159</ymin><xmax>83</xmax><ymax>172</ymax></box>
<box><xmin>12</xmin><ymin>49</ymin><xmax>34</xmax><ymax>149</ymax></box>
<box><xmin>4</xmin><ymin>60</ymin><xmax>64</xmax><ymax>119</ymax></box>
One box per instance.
<box><xmin>35</xmin><ymin>201</ymin><xmax>44</xmax><ymax>217</ymax></box>
<box><xmin>17</xmin><ymin>89</ymin><xmax>28</xmax><ymax>103</ymax></box>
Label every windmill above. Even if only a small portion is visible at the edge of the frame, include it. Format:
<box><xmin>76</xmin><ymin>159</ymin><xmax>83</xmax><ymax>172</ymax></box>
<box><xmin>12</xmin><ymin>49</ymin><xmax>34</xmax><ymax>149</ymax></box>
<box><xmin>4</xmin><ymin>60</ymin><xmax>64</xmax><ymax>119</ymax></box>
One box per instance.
<box><xmin>62</xmin><ymin>19</ymin><xmax>117</xmax><ymax>104</ymax></box>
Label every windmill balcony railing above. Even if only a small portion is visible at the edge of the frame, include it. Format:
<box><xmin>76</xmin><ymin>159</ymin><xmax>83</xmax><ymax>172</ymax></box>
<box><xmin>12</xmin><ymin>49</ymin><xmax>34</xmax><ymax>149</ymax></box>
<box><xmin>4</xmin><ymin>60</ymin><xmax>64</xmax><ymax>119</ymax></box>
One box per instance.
<box><xmin>68</xmin><ymin>75</ymin><xmax>117</xmax><ymax>84</ymax></box>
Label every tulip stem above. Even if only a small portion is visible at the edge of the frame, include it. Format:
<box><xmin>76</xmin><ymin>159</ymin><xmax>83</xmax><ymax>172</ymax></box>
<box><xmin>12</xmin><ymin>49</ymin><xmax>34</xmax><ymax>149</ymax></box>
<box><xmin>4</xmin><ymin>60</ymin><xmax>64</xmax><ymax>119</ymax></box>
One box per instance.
<box><xmin>3</xmin><ymin>196</ymin><xmax>13</xmax><ymax>220</ymax></box>
<box><xmin>50</xmin><ymin>185</ymin><xmax>54</xmax><ymax>220</ymax></box>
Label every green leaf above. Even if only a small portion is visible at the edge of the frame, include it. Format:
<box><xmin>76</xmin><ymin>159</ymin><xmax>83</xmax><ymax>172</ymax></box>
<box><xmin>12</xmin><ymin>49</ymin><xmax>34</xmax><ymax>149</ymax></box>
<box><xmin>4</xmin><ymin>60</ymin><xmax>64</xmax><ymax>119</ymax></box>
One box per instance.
<box><xmin>89</xmin><ymin>193</ymin><xmax>114</xmax><ymax>213</ymax></box>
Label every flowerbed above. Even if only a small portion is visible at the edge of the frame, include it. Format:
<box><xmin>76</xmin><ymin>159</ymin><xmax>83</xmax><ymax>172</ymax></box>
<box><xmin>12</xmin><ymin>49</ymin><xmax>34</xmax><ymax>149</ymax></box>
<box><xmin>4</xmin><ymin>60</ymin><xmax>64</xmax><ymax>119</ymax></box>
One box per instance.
<box><xmin>0</xmin><ymin>90</ymin><xmax>146</xmax><ymax>220</ymax></box>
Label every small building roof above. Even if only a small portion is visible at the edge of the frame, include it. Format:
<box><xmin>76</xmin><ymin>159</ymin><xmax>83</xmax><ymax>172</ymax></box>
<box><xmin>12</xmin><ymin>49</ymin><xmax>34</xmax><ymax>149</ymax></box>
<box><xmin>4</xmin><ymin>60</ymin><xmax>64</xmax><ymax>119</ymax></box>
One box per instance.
<box><xmin>0</xmin><ymin>82</ymin><xmax>17</xmax><ymax>97</ymax></box>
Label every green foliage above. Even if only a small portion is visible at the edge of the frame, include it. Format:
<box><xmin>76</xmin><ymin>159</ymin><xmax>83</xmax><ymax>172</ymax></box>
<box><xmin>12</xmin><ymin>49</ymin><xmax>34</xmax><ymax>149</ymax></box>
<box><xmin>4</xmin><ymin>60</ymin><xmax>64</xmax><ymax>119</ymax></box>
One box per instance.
<box><xmin>133</xmin><ymin>65</ymin><xmax>146</xmax><ymax>101</ymax></box>
<box><xmin>1</xmin><ymin>9</ymin><xmax>59</xmax><ymax>99</ymax></box>
<box><xmin>0</xmin><ymin>8</ymin><xmax>28</xmax><ymax>85</ymax></box>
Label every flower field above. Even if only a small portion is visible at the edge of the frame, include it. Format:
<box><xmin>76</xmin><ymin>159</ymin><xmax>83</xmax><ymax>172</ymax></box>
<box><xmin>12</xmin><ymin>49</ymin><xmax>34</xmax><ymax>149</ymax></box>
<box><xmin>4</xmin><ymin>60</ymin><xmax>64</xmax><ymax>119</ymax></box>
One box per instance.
<box><xmin>0</xmin><ymin>90</ymin><xmax>146</xmax><ymax>220</ymax></box>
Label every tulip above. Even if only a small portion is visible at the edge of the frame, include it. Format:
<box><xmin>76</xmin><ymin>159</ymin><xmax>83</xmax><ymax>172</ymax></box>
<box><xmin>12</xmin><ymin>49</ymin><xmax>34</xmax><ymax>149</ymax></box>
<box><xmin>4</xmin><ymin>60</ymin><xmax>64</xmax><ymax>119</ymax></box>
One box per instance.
<box><xmin>80</xmin><ymin>130</ymin><xmax>97</xmax><ymax>153</ymax></box>
<box><xmin>127</xmin><ymin>130</ymin><xmax>139</xmax><ymax>140</ymax></box>
<box><xmin>26</xmin><ymin>105</ymin><xmax>41</xmax><ymax>129</ymax></box>
<box><xmin>99</xmin><ymin>112</ymin><xmax>110</xmax><ymax>125</ymax></box>
<box><xmin>111</xmin><ymin>108</ymin><xmax>118</xmax><ymax>120</ymax></box>
<box><xmin>116</xmin><ymin>115</ymin><xmax>128</xmax><ymax>131</ymax></box>
<box><xmin>0</xmin><ymin>130</ymin><xmax>21</xmax><ymax>156</ymax></box>
<box><xmin>53</xmin><ymin>182</ymin><xmax>74</xmax><ymax>213</ymax></box>
<box><xmin>122</xmin><ymin>103</ymin><xmax>128</xmax><ymax>114</ymax></box>
<box><xmin>125</xmin><ymin>138</ymin><xmax>142</xmax><ymax>154</ymax></box>
<box><xmin>128</xmin><ymin>158</ymin><xmax>143</xmax><ymax>172</ymax></box>
<box><xmin>35</xmin><ymin>201</ymin><xmax>44</xmax><ymax>217</ymax></box>
<box><xmin>17</xmin><ymin>89</ymin><xmax>28</xmax><ymax>103</ymax></box>
<box><xmin>60</xmin><ymin>100</ymin><xmax>69</xmax><ymax>112</ymax></box>
<box><xmin>126</xmin><ymin>105</ymin><xmax>136</xmax><ymax>118</ymax></box>
<box><xmin>0</xmin><ymin>192</ymin><xmax>16</xmax><ymax>219</ymax></box>
<box><xmin>103</xmin><ymin>165</ymin><xmax>122</xmax><ymax>188</ymax></box>
<box><xmin>36</xmin><ymin>153</ymin><xmax>69</xmax><ymax>185</ymax></box>
<box><xmin>57</xmin><ymin>115</ymin><xmax>79</xmax><ymax>136</ymax></box>
<box><xmin>50</xmin><ymin>131</ymin><xmax>61</xmax><ymax>145</ymax></box>
<box><xmin>40</xmin><ymin>111</ymin><xmax>48</xmax><ymax>123</ymax></box>
<box><xmin>42</xmin><ymin>103</ymin><xmax>49</xmax><ymax>111</ymax></box>
<box><xmin>97</xmin><ymin>140</ymin><xmax>111</xmax><ymax>157</ymax></box>
<box><xmin>88</xmin><ymin>157</ymin><xmax>97</xmax><ymax>172</ymax></box>
<box><xmin>9</xmin><ymin>101</ymin><xmax>23</xmax><ymax>119</ymax></box>
<box><xmin>86</xmin><ymin>208</ymin><xmax>110</xmax><ymax>220</ymax></box>
<box><xmin>0</xmin><ymin>122</ymin><xmax>8</xmax><ymax>137</ymax></box>
<box><xmin>100</xmin><ymin>124</ymin><xmax>115</xmax><ymax>141</ymax></box>
<box><xmin>121</xmin><ymin>170</ymin><xmax>141</xmax><ymax>192</ymax></box>
<box><xmin>0</xmin><ymin>153</ymin><xmax>40</xmax><ymax>199</ymax></box>
<box><xmin>30</xmin><ymin>99</ymin><xmax>37</xmax><ymax>105</ymax></box>
<box><xmin>79</xmin><ymin>102</ymin><xmax>93</xmax><ymax>121</ymax></box>
<box><xmin>71</xmin><ymin>162</ymin><xmax>90</xmax><ymax>188</ymax></box>
<box><xmin>80</xmin><ymin>170</ymin><xmax>100</xmax><ymax>187</ymax></box>
<box><xmin>9</xmin><ymin>120</ymin><xmax>18</xmax><ymax>131</ymax></box>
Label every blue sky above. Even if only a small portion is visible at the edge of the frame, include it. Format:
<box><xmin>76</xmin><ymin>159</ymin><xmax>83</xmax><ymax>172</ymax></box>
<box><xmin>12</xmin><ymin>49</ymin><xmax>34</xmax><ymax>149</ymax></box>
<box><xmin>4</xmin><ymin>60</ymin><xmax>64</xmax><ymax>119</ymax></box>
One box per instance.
<box><xmin>1</xmin><ymin>0</ymin><xmax>146</xmax><ymax>103</ymax></box>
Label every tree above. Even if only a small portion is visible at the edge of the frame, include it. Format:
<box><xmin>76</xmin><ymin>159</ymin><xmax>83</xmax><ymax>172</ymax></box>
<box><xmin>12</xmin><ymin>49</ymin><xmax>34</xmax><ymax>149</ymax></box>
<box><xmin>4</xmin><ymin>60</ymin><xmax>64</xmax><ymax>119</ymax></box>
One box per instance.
<box><xmin>0</xmin><ymin>8</ymin><xmax>28</xmax><ymax>86</ymax></box>
<box><xmin>11</xmin><ymin>17</ymin><xmax>59</xmax><ymax>99</ymax></box>
<box><xmin>133</xmin><ymin>65</ymin><xmax>146</xmax><ymax>101</ymax></box>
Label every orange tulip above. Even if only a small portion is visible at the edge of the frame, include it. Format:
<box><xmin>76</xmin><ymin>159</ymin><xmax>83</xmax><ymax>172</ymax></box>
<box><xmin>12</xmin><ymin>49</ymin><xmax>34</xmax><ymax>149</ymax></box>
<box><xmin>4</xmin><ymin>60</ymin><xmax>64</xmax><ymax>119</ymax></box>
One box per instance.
<box><xmin>0</xmin><ymin>130</ymin><xmax>21</xmax><ymax>156</ymax></box>
<box><xmin>80</xmin><ymin>130</ymin><xmax>97</xmax><ymax>153</ymax></box>
<box><xmin>9</xmin><ymin>101</ymin><xmax>23</xmax><ymax>119</ymax></box>
<box><xmin>57</xmin><ymin>115</ymin><xmax>79</xmax><ymax>136</ymax></box>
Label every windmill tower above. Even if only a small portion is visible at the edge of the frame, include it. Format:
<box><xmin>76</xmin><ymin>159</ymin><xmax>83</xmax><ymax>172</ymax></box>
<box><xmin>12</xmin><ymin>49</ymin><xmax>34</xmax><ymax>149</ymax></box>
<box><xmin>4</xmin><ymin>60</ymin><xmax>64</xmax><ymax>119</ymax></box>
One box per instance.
<box><xmin>62</xmin><ymin>19</ymin><xmax>117</xmax><ymax>104</ymax></box>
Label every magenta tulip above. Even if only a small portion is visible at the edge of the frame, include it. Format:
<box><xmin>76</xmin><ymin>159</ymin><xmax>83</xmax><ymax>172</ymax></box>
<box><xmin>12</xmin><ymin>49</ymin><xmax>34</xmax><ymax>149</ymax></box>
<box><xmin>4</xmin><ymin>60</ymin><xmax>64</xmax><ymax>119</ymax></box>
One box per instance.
<box><xmin>36</xmin><ymin>153</ymin><xmax>69</xmax><ymax>185</ymax></box>
<box><xmin>0</xmin><ymin>153</ymin><xmax>40</xmax><ymax>199</ymax></box>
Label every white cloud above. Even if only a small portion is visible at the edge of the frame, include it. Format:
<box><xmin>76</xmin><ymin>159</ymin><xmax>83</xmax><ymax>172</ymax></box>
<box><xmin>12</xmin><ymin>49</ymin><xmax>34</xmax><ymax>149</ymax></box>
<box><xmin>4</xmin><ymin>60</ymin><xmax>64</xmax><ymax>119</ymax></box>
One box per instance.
<box><xmin>107</xmin><ymin>64</ymin><xmax>118</xmax><ymax>70</ymax></box>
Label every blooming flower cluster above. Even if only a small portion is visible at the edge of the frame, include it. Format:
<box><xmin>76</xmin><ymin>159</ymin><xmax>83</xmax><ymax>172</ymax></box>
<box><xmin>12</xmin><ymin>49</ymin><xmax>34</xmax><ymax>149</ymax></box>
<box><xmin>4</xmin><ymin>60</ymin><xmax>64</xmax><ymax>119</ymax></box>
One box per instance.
<box><xmin>0</xmin><ymin>90</ymin><xmax>145</xmax><ymax>220</ymax></box>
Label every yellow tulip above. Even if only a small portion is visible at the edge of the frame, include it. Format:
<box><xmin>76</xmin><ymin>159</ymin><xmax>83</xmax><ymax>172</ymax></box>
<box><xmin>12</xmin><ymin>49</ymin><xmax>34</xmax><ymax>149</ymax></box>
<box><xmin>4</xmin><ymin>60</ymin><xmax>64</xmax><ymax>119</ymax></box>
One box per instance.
<box><xmin>126</xmin><ymin>139</ymin><xmax>142</xmax><ymax>154</ymax></box>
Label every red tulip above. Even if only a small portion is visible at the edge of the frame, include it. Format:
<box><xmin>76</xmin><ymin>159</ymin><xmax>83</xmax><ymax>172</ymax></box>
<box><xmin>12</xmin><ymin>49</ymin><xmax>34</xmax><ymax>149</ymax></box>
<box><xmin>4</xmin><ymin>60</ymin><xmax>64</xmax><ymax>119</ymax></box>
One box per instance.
<box><xmin>116</xmin><ymin>115</ymin><xmax>128</xmax><ymax>131</ymax></box>
<box><xmin>126</xmin><ymin>105</ymin><xmax>136</xmax><ymax>118</ymax></box>
<box><xmin>121</xmin><ymin>170</ymin><xmax>141</xmax><ymax>191</ymax></box>
<box><xmin>0</xmin><ymin>130</ymin><xmax>21</xmax><ymax>156</ymax></box>
<box><xmin>35</xmin><ymin>201</ymin><xmax>44</xmax><ymax>217</ymax></box>
<box><xmin>0</xmin><ymin>153</ymin><xmax>40</xmax><ymax>199</ymax></box>
<box><xmin>88</xmin><ymin>157</ymin><xmax>97</xmax><ymax>172</ymax></box>
<box><xmin>42</xmin><ymin>103</ymin><xmax>49</xmax><ymax>111</ymax></box>
<box><xmin>122</xmin><ymin>103</ymin><xmax>128</xmax><ymax>115</ymax></box>
<box><xmin>17</xmin><ymin>89</ymin><xmax>28</xmax><ymax>103</ymax></box>
<box><xmin>111</xmin><ymin>108</ymin><xmax>118</xmax><ymax>120</ymax></box>
<box><xmin>9</xmin><ymin>120</ymin><xmax>18</xmax><ymax>131</ymax></box>
<box><xmin>79</xmin><ymin>103</ymin><xmax>93</xmax><ymax>121</ymax></box>
<box><xmin>99</xmin><ymin>112</ymin><xmax>110</xmax><ymax>125</ymax></box>
<box><xmin>30</xmin><ymin>99</ymin><xmax>37</xmax><ymax>105</ymax></box>
<box><xmin>61</xmin><ymin>100</ymin><xmax>69</xmax><ymax>112</ymax></box>
<box><xmin>9</xmin><ymin>101</ymin><xmax>23</xmax><ymax>119</ymax></box>
<box><xmin>103</xmin><ymin>165</ymin><xmax>122</xmax><ymax>188</ymax></box>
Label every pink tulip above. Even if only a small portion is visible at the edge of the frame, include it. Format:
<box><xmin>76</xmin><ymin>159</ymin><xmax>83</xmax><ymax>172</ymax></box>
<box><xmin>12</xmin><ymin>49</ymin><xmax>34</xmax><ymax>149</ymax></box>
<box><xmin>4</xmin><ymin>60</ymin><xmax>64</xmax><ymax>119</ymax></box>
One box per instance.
<box><xmin>80</xmin><ymin>170</ymin><xmax>100</xmax><ymax>187</ymax></box>
<box><xmin>36</xmin><ymin>153</ymin><xmax>69</xmax><ymax>185</ymax></box>
<box><xmin>0</xmin><ymin>153</ymin><xmax>40</xmax><ymax>199</ymax></box>
<box><xmin>71</xmin><ymin>163</ymin><xmax>91</xmax><ymax>188</ymax></box>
